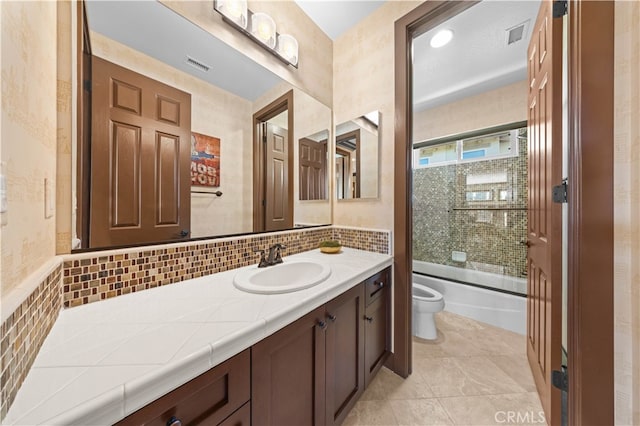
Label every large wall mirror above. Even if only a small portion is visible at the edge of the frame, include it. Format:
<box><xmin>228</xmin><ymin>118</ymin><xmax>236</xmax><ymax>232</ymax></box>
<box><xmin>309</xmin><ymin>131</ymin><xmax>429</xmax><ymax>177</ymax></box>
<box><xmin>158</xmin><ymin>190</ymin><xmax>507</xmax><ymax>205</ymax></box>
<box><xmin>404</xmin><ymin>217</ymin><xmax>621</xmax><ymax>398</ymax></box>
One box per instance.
<box><xmin>77</xmin><ymin>1</ymin><xmax>332</xmax><ymax>250</ymax></box>
<box><xmin>335</xmin><ymin>111</ymin><xmax>380</xmax><ymax>200</ymax></box>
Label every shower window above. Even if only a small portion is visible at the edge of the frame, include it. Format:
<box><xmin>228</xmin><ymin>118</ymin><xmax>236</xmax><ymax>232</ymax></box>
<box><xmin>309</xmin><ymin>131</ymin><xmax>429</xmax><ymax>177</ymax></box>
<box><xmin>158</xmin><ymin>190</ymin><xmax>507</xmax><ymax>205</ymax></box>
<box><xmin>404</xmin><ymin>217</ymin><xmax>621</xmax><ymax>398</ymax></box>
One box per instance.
<box><xmin>413</xmin><ymin>129</ymin><xmax>520</xmax><ymax>169</ymax></box>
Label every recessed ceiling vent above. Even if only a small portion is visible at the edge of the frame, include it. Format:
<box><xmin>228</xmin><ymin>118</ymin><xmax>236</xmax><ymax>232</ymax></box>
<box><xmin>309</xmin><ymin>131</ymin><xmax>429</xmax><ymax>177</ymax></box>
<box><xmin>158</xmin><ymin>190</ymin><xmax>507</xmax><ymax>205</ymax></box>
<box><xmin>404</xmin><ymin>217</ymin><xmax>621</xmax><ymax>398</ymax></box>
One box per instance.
<box><xmin>505</xmin><ymin>20</ymin><xmax>530</xmax><ymax>45</ymax></box>
<box><xmin>186</xmin><ymin>55</ymin><xmax>211</xmax><ymax>72</ymax></box>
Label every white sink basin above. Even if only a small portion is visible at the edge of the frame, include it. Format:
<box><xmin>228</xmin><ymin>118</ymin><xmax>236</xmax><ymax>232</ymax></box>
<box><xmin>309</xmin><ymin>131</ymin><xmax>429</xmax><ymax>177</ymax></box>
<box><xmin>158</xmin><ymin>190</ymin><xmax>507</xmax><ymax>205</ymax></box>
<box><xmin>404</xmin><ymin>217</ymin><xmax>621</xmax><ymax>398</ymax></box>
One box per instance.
<box><xmin>233</xmin><ymin>259</ymin><xmax>331</xmax><ymax>294</ymax></box>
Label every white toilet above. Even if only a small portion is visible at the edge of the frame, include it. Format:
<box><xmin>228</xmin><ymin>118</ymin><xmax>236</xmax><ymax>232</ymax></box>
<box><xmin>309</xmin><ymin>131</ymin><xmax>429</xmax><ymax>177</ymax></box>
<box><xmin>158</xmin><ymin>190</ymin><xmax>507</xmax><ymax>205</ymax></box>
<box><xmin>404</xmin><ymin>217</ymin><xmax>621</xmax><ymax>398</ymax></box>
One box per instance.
<box><xmin>412</xmin><ymin>283</ymin><xmax>445</xmax><ymax>340</ymax></box>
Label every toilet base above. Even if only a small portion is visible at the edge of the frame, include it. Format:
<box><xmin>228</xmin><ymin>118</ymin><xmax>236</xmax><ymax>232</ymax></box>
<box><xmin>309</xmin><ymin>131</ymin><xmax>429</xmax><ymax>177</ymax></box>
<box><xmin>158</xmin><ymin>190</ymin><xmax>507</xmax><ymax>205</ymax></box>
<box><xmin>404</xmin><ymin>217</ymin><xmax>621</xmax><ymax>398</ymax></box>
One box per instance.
<box><xmin>412</xmin><ymin>310</ymin><xmax>438</xmax><ymax>340</ymax></box>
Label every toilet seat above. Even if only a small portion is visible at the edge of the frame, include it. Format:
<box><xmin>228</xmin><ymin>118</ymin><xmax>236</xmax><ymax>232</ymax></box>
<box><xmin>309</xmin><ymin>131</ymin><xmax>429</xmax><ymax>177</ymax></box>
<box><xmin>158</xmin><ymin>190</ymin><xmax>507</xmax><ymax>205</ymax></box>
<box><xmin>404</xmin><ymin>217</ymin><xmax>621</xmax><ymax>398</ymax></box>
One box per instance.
<box><xmin>412</xmin><ymin>283</ymin><xmax>444</xmax><ymax>302</ymax></box>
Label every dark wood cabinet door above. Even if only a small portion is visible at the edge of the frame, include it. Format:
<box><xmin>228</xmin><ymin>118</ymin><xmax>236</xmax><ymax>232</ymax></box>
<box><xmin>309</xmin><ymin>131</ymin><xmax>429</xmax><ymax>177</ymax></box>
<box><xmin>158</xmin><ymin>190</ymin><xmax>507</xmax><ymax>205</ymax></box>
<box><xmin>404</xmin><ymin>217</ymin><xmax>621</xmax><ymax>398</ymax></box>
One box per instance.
<box><xmin>115</xmin><ymin>350</ymin><xmax>250</xmax><ymax>426</ymax></box>
<box><xmin>325</xmin><ymin>284</ymin><xmax>365</xmax><ymax>426</ymax></box>
<box><xmin>251</xmin><ymin>306</ymin><xmax>326</xmax><ymax>426</ymax></box>
<box><xmin>219</xmin><ymin>402</ymin><xmax>251</xmax><ymax>426</ymax></box>
<box><xmin>364</xmin><ymin>290</ymin><xmax>390</xmax><ymax>387</ymax></box>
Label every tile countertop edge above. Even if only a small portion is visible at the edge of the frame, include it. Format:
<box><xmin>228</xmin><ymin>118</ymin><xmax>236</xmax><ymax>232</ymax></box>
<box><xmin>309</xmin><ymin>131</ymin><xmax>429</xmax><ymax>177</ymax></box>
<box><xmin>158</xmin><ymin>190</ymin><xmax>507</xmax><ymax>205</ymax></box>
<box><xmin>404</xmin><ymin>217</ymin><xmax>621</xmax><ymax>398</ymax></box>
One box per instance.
<box><xmin>5</xmin><ymin>249</ymin><xmax>392</xmax><ymax>426</ymax></box>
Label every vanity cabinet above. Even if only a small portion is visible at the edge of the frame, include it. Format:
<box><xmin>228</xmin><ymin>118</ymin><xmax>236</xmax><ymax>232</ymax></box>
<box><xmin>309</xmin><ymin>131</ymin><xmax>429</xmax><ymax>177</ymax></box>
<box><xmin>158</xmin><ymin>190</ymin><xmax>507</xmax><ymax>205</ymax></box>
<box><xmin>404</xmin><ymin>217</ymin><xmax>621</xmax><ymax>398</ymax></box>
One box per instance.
<box><xmin>252</xmin><ymin>282</ymin><xmax>373</xmax><ymax>426</ymax></box>
<box><xmin>115</xmin><ymin>349</ymin><xmax>250</xmax><ymax>426</ymax></box>
<box><xmin>363</xmin><ymin>267</ymin><xmax>391</xmax><ymax>387</ymax></box>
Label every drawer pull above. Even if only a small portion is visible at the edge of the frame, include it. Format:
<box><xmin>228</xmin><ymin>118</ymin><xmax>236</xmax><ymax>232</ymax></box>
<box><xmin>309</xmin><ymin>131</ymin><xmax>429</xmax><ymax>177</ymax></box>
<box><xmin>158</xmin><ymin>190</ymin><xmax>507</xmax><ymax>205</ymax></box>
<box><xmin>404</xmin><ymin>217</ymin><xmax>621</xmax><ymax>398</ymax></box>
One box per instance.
<box><xmin>364</xmin><ymin>316</ymin><xmax>373</xmax><ymax>323</ymax></box>
<box><xmin>375</xmin><ymin>281</ymin><xmax>384</xmax><ymax>287</ymax></box>
<box><xmin>317</xmin><ymin>320</ymin><xmax>328</xmax><ymax>330</ymax></box>
<box><xmin>167</xmin><ymin>417</ymin><xmax>182</xmax><ymax>426</ymax></box>
<box><xmin>327</xmin><ymin>314</ymin><xmax>337</xmax><ymax>322</ymax></box>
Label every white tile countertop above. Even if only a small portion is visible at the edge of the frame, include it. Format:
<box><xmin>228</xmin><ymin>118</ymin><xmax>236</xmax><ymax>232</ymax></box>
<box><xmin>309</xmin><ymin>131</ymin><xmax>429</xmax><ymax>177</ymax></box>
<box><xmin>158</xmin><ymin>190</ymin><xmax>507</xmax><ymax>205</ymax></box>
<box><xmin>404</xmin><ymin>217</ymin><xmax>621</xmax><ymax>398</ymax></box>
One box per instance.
<box><xmin>3</xmin><ymin>248</ymin><xmax>392</xmax><ymax>426</ymax></box>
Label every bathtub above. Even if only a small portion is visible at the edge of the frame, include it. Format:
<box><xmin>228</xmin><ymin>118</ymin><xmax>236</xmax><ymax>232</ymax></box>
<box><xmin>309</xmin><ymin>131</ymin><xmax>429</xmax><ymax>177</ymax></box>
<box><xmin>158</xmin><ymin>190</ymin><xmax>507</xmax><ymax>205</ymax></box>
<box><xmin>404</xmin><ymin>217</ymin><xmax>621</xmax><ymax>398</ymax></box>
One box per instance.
<box><xmin>413</xmin><ymin>261</ymin><xmax>526</xmax><ymax>335</ymax></box>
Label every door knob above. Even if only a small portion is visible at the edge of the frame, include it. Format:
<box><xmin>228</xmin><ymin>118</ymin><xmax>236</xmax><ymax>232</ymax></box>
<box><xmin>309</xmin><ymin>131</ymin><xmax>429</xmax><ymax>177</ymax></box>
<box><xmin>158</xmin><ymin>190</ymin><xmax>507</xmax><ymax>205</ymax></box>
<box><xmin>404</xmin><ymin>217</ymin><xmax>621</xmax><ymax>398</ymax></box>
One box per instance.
<box><xmin>364</xmin><ymin>316</ymin><xmax>373</xmax><ymax>323</ymax></box>
<box><xmin>179</xmin><ymin>230</ymin><xmax>189</xmax><ymax>238</ymax></box>
<box><xmin>519</xmin><ymin>240</ymin><xmax>531</xmax><ymax>247</ymax></box>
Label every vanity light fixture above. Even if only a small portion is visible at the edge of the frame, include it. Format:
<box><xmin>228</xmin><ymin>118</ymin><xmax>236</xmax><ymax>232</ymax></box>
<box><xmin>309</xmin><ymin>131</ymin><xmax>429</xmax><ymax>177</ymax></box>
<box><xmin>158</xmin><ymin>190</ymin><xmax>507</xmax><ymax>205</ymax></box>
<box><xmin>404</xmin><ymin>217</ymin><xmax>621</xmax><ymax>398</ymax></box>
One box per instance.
<box><xmin>214</xmin><ymin>0</ymin><xmax>247</xmax><ymax>29</ymax></box>
<box><xmin>430</xmin><ymin>29</ymin><xmax>454</xmax><ymax>48</ymax></box>
<box><xmin>276</xmin><ymin>34</ymin><xmax>299</xmax><ymax>67</ymax></box>
<box><xmin>213</xmin><ymin>0</ymin><xmax>299</xmax><ymax>68</ymax></box>
<box><xmin>251</xmin><ymin>12</ymin><xmax>276</xmax><ymax>48</ymax></box>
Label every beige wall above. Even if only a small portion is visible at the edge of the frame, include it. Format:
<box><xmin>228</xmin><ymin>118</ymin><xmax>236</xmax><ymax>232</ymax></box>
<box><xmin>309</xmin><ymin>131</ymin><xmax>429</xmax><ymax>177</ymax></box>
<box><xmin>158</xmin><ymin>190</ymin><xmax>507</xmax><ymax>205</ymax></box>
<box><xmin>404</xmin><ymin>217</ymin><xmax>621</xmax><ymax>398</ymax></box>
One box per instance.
<box><xmin>1</xmin><ymin>1</ymin><xmax>58</xmax><ymax>295</ymax></box>
<box><xmin>413</xmin><ymin>80</ymin><xmax>528</xmax><ymax>143</ymax></box>
<box><xmin>333</xmin><ymin>1</ymin><xmax>421</xmax><ymax>232</ymax></box>
<box><xmin>161</xmin><ymin>0</ymin><xmax>333</xmax><ymax>108</ymax></box>
<box><xmin>91</xmin><ymin>32</ymin><xmax>254</xmax><ymax>238</ymax></box>
<box><xmin>614</xmin><ymin>2</ymin><xmax>640</xmax><ymax>424</ymax></box>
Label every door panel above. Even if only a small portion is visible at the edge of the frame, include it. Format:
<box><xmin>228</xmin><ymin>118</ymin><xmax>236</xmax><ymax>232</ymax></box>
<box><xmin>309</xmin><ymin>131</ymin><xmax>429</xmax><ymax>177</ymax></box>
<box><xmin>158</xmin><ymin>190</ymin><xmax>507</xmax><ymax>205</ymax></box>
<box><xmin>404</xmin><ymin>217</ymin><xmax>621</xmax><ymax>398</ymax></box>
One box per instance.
<box><xmin>155</xmin><ymin>132</ymin><xmax>180</xmax><ymax>225</ymax></box>
<box><xmin>299</xmin><ymin>138</ymin><xmax>327</xmax><ymax>200</ymax></box>
<box><xmin>526</xmin><ymin>1</ymin><xmax>562</xmax><ymax>424</ymax></box>
<box><xmin>91</xmin><ymin>56</ymin><xmax>191</xmax><ymax>248</ymax></box>
<box><xmin>264</xmin><ymin>123</ymin><xmax>291</xmax><ymax>231</ymax></box>
<box><xmin>111</xmin><ymin>122</ymin><xmax>141</xmax><ymax>228</ymax></box>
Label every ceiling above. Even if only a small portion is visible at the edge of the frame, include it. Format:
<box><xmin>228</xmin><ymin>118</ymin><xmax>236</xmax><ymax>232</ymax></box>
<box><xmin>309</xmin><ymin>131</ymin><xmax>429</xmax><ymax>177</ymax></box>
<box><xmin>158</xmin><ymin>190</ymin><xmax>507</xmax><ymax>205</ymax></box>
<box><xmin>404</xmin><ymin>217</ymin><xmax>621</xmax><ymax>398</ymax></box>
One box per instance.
<box><xmin>412</xmin><ymin>0</ymin><xmax>541</xmax><ymax>111</ymax></box>
<box><xmin>294</xmin><ymin>0</ymin><xmax>386</xmax><ymax>40</ymax></box>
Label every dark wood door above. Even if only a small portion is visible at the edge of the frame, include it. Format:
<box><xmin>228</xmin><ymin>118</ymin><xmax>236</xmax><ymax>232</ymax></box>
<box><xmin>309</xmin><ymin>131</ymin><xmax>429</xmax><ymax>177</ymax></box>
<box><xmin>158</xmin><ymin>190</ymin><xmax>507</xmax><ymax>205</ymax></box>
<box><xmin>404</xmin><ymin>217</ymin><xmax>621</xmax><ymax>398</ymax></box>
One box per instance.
<box><xmin>252</xmin><ymin>306</ymin><xmax>326</xmax><ymax>426</ymax></box>
<box><xmin>90</xmin><ymin>56</ymin><xmax>191</xmax><ymax>248</ymax></box>
<box><xmin>325</xmin><ymin>285</ymin><xmax>365</xmax><ymax>426</ymax></box>
<box><xmin>526</xmin><ymin>1</ymin><xmax>562</xmax><ymax>424</ymax></box>
<box><xmin>299</xmin><ymin>138</ymin><xmax>327</xmax><ymax>201</ymax></box>
<box><xmin>262</xmin><ymin>122</ymin><xmax>292</xmax><ymax>231</ymax></box>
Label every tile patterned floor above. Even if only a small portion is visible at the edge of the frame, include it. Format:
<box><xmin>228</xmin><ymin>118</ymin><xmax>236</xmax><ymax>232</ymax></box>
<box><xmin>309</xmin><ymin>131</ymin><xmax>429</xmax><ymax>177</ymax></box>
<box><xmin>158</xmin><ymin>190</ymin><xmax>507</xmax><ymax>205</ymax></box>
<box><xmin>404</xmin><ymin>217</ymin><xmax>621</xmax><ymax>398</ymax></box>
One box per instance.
<box><xmin>344</xmin><ymin>311</ymin><xmax>547</xmax><ymax>426</ymax></box>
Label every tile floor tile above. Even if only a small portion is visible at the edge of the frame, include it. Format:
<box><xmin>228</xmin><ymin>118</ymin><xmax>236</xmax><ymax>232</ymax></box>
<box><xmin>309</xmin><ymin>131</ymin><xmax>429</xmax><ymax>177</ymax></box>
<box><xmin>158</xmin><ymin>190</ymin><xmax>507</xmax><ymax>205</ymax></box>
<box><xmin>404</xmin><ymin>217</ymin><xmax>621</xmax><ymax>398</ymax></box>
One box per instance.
<box><xmin>348</xmin><ymin>312</ymin><xmax>547</xmax><ymax>426</ymax></box>
<box><xmin>390</xmin><ymin>399</ymin><xmax>454</xmax><ymax>425</ymax></box>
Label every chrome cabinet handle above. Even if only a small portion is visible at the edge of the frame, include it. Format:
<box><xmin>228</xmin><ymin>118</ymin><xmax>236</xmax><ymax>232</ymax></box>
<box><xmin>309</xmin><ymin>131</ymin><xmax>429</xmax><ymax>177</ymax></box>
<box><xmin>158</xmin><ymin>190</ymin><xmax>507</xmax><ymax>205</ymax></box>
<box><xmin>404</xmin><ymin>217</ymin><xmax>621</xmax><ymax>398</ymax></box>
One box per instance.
<box><xmin>327</xmin><ymin>314</ymin><xmax>337</xmax><ymax>322</ymax></box>
<box><xmin>375</xmin><ymin>281</ymin><xmax>384</xmax><ymax>287</ymax></box>
<box><xmin>167</xmin><ymin>416</ymin><xmax>182</xmax><ymax>426</ymax></box>
<box><xmin>364</xmin><ymin>316</ymin><xmax>373</xmax><ymax>323</ymax></box>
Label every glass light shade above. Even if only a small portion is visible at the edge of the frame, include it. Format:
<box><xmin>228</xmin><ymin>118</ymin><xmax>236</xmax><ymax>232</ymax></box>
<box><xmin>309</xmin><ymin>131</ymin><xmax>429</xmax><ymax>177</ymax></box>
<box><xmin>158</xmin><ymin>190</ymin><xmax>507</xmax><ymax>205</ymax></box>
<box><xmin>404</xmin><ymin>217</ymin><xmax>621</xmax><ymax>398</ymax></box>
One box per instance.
<box><xmin>251</xmin><ymin>12</ymin><xmax>276</xmax><ymax>49</ymax></box>
<box><xmin>215</xmin><ymin>0</ymin><xmax>248</xmax><ymax>29</ymax></box>
<box><xmin>430</xmin><ymin>29</ymin><xmax>454</xmax><ymax>48</ymax></box>
<box><xmin>277</xmin><ymin>34</ymin><xmax>298</xmax><ymax>66</ymax></box>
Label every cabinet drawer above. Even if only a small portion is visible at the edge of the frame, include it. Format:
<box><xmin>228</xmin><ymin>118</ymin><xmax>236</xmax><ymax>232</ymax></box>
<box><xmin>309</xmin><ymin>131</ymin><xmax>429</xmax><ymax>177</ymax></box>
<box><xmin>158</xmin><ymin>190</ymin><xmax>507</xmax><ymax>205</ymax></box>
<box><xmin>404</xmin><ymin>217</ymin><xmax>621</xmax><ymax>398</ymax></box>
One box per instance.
<box><xmin>364</xmin><ymin>267</ymin><xmax>390</xmax><ymax>306</ymax></box>
<box><xmin>116</xmin><ymin>349</ymin><xmax>250</xmax><ymax>426</ymax></box>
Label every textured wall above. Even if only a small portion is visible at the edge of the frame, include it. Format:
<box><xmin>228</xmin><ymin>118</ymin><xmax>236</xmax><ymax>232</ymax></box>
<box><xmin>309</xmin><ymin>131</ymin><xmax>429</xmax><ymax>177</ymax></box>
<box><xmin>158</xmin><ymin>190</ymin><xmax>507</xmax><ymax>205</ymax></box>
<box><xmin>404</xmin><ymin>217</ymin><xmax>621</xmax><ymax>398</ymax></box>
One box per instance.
<box><xmin>413</xmin><ymin>136</ymin><xmax>528</xmax><ymax>280</ymax></box>
<box><xmin>90</xmin><ymin>32</ymin><xmax>254</xmax><ymax>239</ymax></box>
<box><xmin>614</xmin><ymin>1</ymin><xmax>640</xmax><ymax>424</ymax></box>
<box><xmin>161</xmin><ymin>0</ymin><xmax>333</xmax><ymax>108</ymax></box>
<box><xmin>413</xmin><ymin>80</ymin><xmax>528</xmax><ymax>143</ymax></box>
<box><xmin>333</xmin><ymin>1</ymin><xmax>421</xmax><ymax>233</ymax></box>
<box><xmin>0</xmin><ymin>1</ymin><xmax>58</xmax><ymax>295</ymax></box>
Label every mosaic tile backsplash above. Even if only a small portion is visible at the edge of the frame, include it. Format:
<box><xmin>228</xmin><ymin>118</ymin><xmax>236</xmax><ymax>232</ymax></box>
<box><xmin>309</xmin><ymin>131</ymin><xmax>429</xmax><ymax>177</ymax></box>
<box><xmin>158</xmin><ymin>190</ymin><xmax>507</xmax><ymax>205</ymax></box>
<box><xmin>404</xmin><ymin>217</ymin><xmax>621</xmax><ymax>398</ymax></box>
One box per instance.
<box><xmin>413</xmin><ymin>135</ymin><xmax>528</xmax><ymax>281</ymax></box>
<box><xmin>62</xmin><ymin>226</ymin><xmax>390</xmax><ymax>308</ymax></box>
<box><xmin>0</xmin><ymin>265</ymin><xmax>62</xmax><ymax>420</ymax></box>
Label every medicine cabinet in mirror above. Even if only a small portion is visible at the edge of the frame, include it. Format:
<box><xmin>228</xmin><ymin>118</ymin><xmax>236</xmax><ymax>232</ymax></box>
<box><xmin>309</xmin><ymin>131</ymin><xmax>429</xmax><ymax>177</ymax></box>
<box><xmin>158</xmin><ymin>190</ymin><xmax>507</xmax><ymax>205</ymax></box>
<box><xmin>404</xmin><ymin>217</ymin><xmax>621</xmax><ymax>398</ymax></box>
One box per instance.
<box><xmin>77</xmin><ymin>1</ymin><xmax>332</xmax><ymax>249</ymax></box>
<box><xmin>335</xmin><ymin>111</ymin><xmax>380</xmax><ymax>200</ymax></box>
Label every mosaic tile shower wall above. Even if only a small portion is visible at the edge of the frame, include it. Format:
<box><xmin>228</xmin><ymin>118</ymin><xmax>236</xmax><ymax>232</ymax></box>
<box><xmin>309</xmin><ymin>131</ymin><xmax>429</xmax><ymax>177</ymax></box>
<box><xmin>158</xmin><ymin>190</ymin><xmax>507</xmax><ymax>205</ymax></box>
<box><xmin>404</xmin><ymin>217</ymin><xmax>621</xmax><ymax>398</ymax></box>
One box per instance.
<box><xmin>413</xmin><ymin>134</ymin><xmax>528</xmax><ymax>280</ymax></box>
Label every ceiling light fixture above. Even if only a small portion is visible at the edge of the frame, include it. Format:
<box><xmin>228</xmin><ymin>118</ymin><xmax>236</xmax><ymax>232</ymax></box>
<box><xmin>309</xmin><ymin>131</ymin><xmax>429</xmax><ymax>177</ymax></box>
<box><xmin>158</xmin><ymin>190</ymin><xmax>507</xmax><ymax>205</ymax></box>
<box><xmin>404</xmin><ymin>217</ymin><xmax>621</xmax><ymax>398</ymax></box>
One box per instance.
<box><xmin>213</xmin><ymin>0</ymin><xmax>299</xmax><ymax>68</ymax></box>
<box><xmin>430</xmin><ymin>29</ymin><xmax>454</xmax><ymax>48</ymax></box>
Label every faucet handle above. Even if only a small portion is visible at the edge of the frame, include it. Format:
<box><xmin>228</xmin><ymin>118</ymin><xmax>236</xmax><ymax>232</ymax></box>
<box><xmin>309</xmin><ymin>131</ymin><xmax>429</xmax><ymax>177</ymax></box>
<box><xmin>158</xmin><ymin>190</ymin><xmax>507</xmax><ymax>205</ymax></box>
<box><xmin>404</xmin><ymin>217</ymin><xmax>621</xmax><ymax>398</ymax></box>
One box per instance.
<box><xmin>273</xmin><ymin>244</ymin><xmax>285</xmax><ymax>264</ymax></box>
<box><xmin>253</xmin><ymin>248</ymin><xmax>269</xmax><ymax>268</ymax></box>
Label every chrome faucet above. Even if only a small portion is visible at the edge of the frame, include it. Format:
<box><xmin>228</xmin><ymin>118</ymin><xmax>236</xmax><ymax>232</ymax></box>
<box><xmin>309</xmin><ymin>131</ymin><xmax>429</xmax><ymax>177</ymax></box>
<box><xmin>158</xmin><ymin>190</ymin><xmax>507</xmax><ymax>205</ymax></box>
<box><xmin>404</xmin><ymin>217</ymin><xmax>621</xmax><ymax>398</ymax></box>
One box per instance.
<box><xmin>254</xmin><ymin>243</ymin><xmax>286</xmax><ymax>268</ymax></box>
